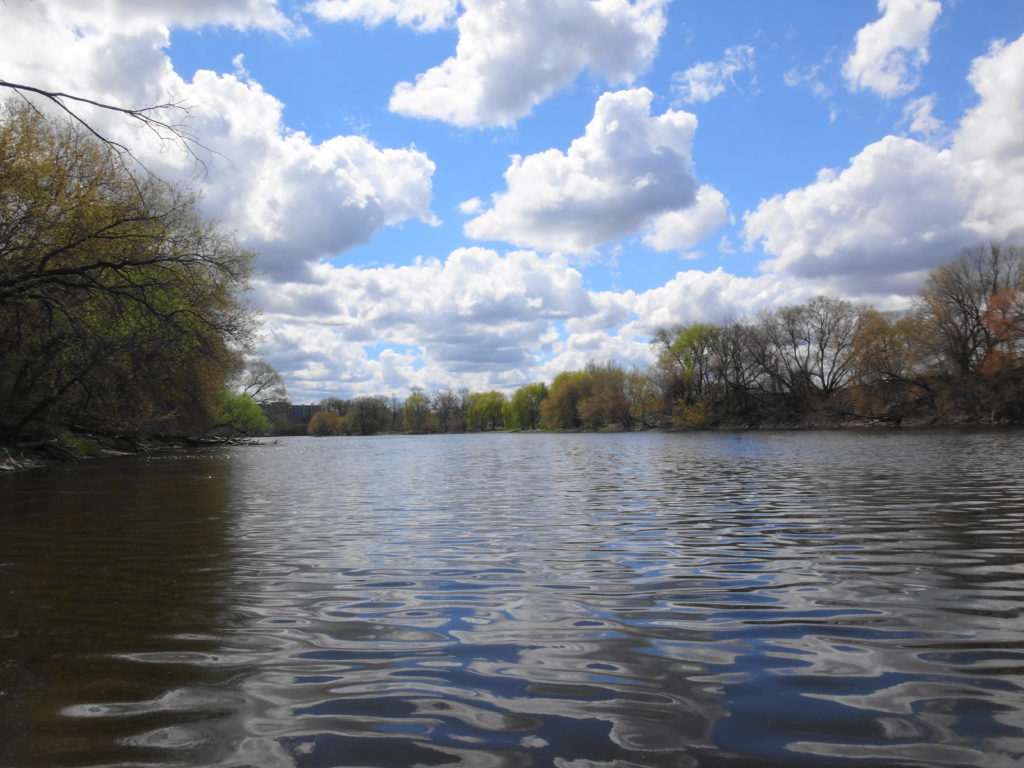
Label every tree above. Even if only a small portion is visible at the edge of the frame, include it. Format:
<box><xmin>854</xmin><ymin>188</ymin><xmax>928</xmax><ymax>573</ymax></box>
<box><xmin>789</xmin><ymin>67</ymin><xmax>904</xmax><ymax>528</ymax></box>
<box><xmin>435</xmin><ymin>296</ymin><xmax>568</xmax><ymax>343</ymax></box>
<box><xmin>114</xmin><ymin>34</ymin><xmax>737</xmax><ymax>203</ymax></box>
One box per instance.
<box><xmin>803</xmin><ymin>296</ymin><xmax>863</xmax><ymax>394</ymax></box>
<box><xmin>849</xmin><ymin>309</ymin><xmax>930</xmax><ymax>419</ymax></box>
<box><xmin>307</xmin><ymin>410</ymin><xmax>344</xmax><ymax>436</ymax></box>
<box><xmin>318</xmin><ymin>397</ymin><xmax>349</xmax><ymax>416</ymax></box>
<box><xmin>0</xmin><ymin>80</ymin><xmax>200</xmax><ymax>169</ymax></box>
<box><xmin>216</xmin><ymin>390</ymin><xmax>271</xmax><ymax>434</ymax></box>
<box><xmin>345</xmin><ymin>396</ymin><xmax>391</xmax><ymax>435</ymax></box>
<box><xmin>430</xmin><ymin>389</ymin><xmax>461</xmax><ymax>432</ymax></box>
<box><xmin>232</xmin><ymin>360</ymin><xmax>288</xmax><ymax>405</ymax></box>
<box><xmin>403</xmin><ymin>390</ymin><xmax>434</xmax><ymax>433</ymax></box>
<box><xmin>653</xmin><ymin>323</ymin><xmax>719</xmax><ymax>404</ymax></box>
<box><xmin>578</xmin><ymin>362</ymin><xmax>632</xmax><ymax>429</ymax></box>
<box><xmin>507</xmin><ymin>382</ymin><xmax>548</xmax><ymax>430</ymax></box>
<box><xmin>0</xmin><ymin>101</ymin><xmax>255</xmax><ymax>439</ymax></box>
<box><xmin>916</xmin><ymin>243</ymin><xmax>1024</xmax><ymax>376</ymax></box>
<box><xmin>540</xmin><ymin>371</ymin><xmax>590</xmax><ymax>429</ymax></box>
<box><xmin>465</xmin><ymin>391</ymin><xmax>506</xmax><ymax>431</ymax></box>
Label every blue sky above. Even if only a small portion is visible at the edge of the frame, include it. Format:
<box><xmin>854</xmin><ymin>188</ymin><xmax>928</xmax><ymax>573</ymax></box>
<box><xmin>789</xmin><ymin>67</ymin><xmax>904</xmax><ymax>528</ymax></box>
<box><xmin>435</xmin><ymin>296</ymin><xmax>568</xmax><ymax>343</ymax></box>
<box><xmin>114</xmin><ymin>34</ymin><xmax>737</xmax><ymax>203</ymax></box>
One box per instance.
<box><xmin>3</xmin><ymin>0</ymin><xmax>1024</xmax><ymax>401</ymax></box>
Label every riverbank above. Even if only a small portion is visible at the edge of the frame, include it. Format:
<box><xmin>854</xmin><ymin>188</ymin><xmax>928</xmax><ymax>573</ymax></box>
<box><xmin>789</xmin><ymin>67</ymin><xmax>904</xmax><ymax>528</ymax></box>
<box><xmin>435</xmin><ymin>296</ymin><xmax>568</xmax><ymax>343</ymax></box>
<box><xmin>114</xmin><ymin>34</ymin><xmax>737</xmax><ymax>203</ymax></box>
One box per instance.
<box><xmin>0</xmin><ymin>432</ymin><xmax>270</xmax><ymax>473</ymax></box>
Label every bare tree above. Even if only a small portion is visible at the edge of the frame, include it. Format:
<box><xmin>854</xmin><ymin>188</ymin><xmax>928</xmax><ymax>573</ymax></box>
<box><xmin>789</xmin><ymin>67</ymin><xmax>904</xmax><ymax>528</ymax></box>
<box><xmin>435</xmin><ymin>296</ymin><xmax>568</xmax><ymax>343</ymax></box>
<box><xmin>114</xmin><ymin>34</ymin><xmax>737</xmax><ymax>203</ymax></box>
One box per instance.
<box><xmin>916</xmin><ymin>243</ymin><xmax>1024</xmax><ymax>376</ymax></box>
<box><xmin>232</xmin><ymin>360</ymin><xmax>289</xmax><ymax>405</ymax></box>
<box><xmin>0</xmin><ymin>79</ymin><xmax>205</xmax><ymax>168</ymax></box>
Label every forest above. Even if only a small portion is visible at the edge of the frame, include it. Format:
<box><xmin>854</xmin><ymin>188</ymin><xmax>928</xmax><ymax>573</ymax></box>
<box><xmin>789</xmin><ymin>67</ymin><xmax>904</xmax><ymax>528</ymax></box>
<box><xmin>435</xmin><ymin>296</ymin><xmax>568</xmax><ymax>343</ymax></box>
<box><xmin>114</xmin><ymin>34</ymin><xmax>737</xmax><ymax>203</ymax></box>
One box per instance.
<box><xmin>299</xmin><ymin>240</ymin><xmax>1024</xmax><ymax>436</ymax></box>
<box><xmin>2</xmin><ymin>102</ymin><xmax>1022</xmax><ymax>448</ymax></box>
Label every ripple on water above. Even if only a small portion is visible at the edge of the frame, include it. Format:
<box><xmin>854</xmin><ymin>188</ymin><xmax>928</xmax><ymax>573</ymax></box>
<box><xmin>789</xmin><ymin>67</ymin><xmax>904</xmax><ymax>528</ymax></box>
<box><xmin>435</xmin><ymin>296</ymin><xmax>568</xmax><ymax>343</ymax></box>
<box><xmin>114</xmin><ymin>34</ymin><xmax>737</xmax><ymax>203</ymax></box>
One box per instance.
<box><xmin>2</xmin><ymin>430</ymin><xmax>1024</xmax><ymax>767</ymax></box>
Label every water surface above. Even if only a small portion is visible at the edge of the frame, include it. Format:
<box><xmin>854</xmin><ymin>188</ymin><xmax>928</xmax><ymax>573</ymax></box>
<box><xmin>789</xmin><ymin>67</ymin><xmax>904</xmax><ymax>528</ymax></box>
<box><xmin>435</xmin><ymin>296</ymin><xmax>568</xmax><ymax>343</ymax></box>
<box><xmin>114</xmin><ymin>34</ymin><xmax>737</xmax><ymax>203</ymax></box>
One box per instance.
<box><xmin>2</xmin><ymin>430</ymin><xmax>1023</xmax><ymax>767</ymax></box>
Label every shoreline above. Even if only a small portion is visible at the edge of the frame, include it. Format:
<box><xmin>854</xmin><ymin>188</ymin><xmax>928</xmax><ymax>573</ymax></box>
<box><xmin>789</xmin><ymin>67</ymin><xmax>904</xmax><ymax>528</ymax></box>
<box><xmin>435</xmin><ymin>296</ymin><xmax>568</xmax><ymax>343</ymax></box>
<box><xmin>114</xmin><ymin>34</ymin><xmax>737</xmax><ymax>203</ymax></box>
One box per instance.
<box><xmin>0</xmin><ymin>433</ymin><xmax>273</xmax><ymax>474</ymax></box>
<box><xmin>4</xmin><ymin>419</ymin><xmax>1019</xmax><ymax>475</ymax></box>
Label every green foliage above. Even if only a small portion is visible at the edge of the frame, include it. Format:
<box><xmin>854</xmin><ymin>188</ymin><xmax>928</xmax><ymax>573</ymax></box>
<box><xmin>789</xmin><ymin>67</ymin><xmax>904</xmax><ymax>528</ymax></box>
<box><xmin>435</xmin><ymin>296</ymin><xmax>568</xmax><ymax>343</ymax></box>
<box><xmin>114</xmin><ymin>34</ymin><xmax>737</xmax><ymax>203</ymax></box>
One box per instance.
<box><xmin>466</xmin><ymin>391</ymin><xmax>506</xmax><ymax>431</ymax></box>
<box><xmin>671</xmin><ymin>397</ymin><xmax>714</xmax><ymax>429</ymax></box>
<box><xmin>63</xmin><ymin>437</ymin><xmax>97</xmax><ymax>456</ymax></box>
<box><xmin>507</xmin><ymin>382</ymin><xmax>548</xmax><ymax>430</ymax></box>
<box><xmin>403</xmin><ymin>391</ymin><xmax>434</xmax><ymax>433</ymax></box>
<box><xmin>0</xmin><ymin>101</ymin><xmax>256</xmax><ymax>439</ymax></box>
<box><xmin>539</xmin><ymin>371</ymin><xmax>589</xmax><ymax>429</ymax></box>
<box><xmin>217</xmin><ymin>391</ymin><xmax>271</xmax><ymax>434</ymax></box>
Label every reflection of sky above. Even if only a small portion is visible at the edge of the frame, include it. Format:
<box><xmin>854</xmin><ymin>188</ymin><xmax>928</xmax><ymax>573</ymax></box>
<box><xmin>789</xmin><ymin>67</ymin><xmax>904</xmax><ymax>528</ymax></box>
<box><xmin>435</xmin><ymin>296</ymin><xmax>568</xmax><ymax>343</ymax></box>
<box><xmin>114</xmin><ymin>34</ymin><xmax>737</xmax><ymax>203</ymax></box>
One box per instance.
<box><xmin>19</xmin><ymin>429</ymin><xmax>1024</xmax><ymax>767</ymax></box>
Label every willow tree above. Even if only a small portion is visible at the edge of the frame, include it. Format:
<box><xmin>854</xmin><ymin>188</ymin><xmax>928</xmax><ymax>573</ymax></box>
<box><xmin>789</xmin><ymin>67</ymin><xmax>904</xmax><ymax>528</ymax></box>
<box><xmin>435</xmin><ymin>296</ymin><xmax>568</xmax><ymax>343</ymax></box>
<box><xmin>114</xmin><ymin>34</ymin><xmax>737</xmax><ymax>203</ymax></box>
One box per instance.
<box><xmin>0</xmin><ymin>102</ymin><xmax>256</xmax><ymax>439</ymax></box>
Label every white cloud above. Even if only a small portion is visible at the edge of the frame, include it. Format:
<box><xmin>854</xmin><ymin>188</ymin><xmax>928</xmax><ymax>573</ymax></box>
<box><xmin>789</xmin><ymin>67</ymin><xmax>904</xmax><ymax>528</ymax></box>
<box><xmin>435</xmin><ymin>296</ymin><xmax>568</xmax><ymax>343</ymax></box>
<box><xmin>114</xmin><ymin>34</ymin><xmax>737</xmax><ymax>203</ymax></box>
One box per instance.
<box><xmin>257</xmin><ymin>247</ymin><xmax>852</xmax><ymax>400</ymax></box>
<box><xmin>388</xmin><ymin>0</ymin><xmax>668</xmax><ymax>127</ymax></box>
<box><xmin>457</xmin><ymin>197</ymin><xmax>484</xmax><ymax>215</ymax></box>
<box><xmin>783</xmin><ymin>64</ymin><xmax>832</xmax><ymax>100</ymax></box>
<box><xmin>465</xmin><ymin>88</ymin><xmax>700</xmax><ymax>253</ymax></box>
<box><xmin>954</xmin><ymin>36</ymin><xmax>1024</xmax><ymax>242</ymax></box>
<box><xmin>184</xmin><ymin>71</ymin><xmax>437</xmax><ymax>279</ymax></box>
<box><xmin>843</xmin><ymin>0</ymin><xmax>941</xmax><ymax>98</ymax></box>
<box><xmin>673</xmin><ymin>45</ymin><xmax>755</xmax><ymax>104</ymax></box>
<box><xmin>643</xmin><ymin>185</ymin><xmax>730</xmax><ymax>253</ymax></box>
<box><xmin>255</xmin><ymin>248</ymin><xmax>604</xmax><ymax>396</ymax></box>
<box><xmin>0</xmin><ymin>1</ymin><xmax>437</xmax><ymax>282</ymax></box>
<box><xmin>308</xmin><ymin>0</ymin><xmax>459</xmax><ymax>32</ymax></box>
<box><xmin>744</xmin><ymin>33</ymin><xmax>1024</xmax><ymax>294</ymax></box>
<box><xmin>37</xmin><ymin>0</ymin><xmax>300</xmax><ymax>35</ymax></box>
<box><xmin>624</xmin><ymin>268</ymin><xmax>816</xmax><ymax>338</ymax></box>
<box><xmin>743</xmin><ymin>136</ymin><xmax>972</xmax><ymax>293</ymax></box>
<box><xmin>901</xmin><ymin>93</ymin><xmax>945</xmax><ymax>138</ymax></box>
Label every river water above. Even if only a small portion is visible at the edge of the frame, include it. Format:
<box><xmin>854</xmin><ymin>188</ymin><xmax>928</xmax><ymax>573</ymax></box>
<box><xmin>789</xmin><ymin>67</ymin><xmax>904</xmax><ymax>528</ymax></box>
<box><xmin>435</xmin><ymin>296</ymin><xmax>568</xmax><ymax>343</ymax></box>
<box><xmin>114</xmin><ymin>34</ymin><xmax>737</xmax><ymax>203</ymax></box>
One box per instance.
<box><xmin>1</xmin><ymin>430</ymin><xmax>1023</xmax><ymax>767</ymax></box>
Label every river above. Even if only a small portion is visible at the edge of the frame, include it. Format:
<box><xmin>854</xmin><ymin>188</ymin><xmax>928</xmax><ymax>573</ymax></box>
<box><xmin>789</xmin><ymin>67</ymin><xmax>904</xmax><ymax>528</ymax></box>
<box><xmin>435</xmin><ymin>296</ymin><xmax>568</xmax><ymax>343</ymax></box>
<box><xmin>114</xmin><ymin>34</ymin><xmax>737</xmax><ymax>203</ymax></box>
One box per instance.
<box><xmin>1</xmin><ymin>430</ymin><xmax>1023</xmax><ymax>767</ymax></box>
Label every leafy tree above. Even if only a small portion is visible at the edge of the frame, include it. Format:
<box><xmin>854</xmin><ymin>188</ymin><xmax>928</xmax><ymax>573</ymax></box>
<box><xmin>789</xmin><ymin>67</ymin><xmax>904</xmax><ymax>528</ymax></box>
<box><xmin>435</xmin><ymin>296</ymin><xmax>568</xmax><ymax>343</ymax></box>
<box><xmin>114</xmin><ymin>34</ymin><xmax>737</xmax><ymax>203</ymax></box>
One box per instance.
<box><xmin>0</xmin><ymin>102</ymin><xmax>256</xmax><ymax>439</ymax></box>
<box><xmin>540</xmin><ymin>371</ymin><xmax>591</xmax><ymax>429</ymax></box>
<box><xmin>466</xmin><ymin>391</ymin><xmax>506</xmax><ymax>431</ymax></box>
<box><xmin>307</xmin><ymin>410</ymin><xmax>345</xmax><ymax>436</ymax></box>
<box><xmin>625</xmin><ymin>369</ymin><xmax>664</xmax><ymax>428</ymax></box>
<box><xmin>403</xmin><ymin>390</ymin><xmax>434</xmax><ymax>433</ymax></box>
<box><xmin>578</xmin><ymin>362</ymin><xmax>632</xmax><ymax>429</ymax></box>
<box><xmin>653</xmin><ymin>323</ymin><xmax>719</xmax><ymax>404</ymax></box>
<box><xmin>849</xmin><ymin>309</ymin><xmax>930</xmax><ymax>419</ymax></box>
<box><xmin>507</xmin><ymin>382</ymin><xmax>548</xmax><ymax>430</ymax></box>
<box><xmin>216</xmin><ymin>390</ymin><xmax>271</xmax><ymax>434</ymax></box>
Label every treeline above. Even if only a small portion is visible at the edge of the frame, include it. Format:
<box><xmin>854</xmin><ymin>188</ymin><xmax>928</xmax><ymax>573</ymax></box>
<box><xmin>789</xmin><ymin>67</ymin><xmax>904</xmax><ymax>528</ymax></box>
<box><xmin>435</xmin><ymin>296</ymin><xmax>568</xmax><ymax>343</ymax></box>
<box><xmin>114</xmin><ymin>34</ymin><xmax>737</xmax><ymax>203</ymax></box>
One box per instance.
<box><xmin>303</xmin><ymin>242</ymin><xmax>1024</xmax><ymax>435</ymax></box>
<box><xmin>0</xmin><ymin>102</ymin><xmax>269</xmax><ymax>441</ymax></box>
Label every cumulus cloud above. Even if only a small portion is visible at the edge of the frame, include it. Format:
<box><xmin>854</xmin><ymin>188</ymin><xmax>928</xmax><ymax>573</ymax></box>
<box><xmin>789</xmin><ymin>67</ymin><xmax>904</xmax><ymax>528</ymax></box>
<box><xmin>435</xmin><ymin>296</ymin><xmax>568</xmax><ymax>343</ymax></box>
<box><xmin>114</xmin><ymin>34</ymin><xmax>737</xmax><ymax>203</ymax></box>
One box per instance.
<box><xmin>388</xmin><ymin>0</ymin><xmax>667</xmax><ymax>127</ymax></box>
<box><xmin>256</xmin><ymin>247</ymin><xmax>846</xmax><ymax>400</ymax></box>
<box><xmin>36</xmin><ymin>0</ymin><xmax>300</xmax><ymax>35</ymax></box>
<box><xmin>624</xmin><ymin>268</ymin><xmax>816</xmax><ymax>337</ymax></box>
<box><xmin>743</xmin><ymin>136</ymin><xmax>972</xmax><ymax>293</ymax></box>
<box><xmin>458</xmin><ymin>197</ymin><xmax>484</xmax><ymax>215</ymax></box>
<box><xmin>643</xmin><ymin>185</ymin><xmax>730</xmax><ymax>253</ymax></box>
<box><xmin>255</xmin><ymin>248</ymin><xmax>603</xmax><ymax>396</ymax></box>
<box><xmin>843</xmin><ymin>0</ymin><xmax>941</xmax><ymax>98</ymax></box>
<box><xmin>465</xmin><ymin>88</ymin><xmax>700</xmax><ymax>253</ymax></box>
<box><xmin>744</xmin><ymin>33</ymin><xmax>1024</xmax><ymax>294</ymax></box>
<box><xmin>183</xmin><ymin>71</ymin><xmax>437</xmax><ymax>279</ymax></box>
<box><xmin>308</xmin><ymin>0</ymin><xmax>458</xmax><ymax>32</ymax></box>
<box><xmin>0</xmin><ymin>1</ymin><xmax>437</xmax><ymax>282</ymax></box>
<box><xmin>673</xmin><ymin>45</ymin><xmax>755</xmax><ymax>104</ymax></box>
<box><xmin>954</xmin><ymin>36</ymin><xmax>1024</xmax><ymax>242</ymax></box>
